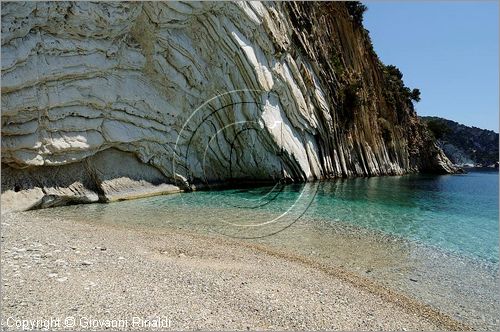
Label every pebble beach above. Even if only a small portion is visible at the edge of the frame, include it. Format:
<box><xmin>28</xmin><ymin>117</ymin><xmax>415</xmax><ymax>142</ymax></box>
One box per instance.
<box><xmin>1</xmin><ymin>212</ymin><xmax>469</xmax><ymax>331</ymax></box>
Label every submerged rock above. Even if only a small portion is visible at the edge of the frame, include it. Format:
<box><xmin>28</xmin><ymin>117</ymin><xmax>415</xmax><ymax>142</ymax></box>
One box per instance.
<box><xmin>1</xmin><ymin>2</ymin><xmax>456</xmax><ymax>211</ymax></box>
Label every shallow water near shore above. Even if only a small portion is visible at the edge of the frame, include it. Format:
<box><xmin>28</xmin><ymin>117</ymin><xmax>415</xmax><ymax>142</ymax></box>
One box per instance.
<box><xmin>30</xmin><ymin>168</ymin><xmax>499</xmax><ymax>329</ymax></box>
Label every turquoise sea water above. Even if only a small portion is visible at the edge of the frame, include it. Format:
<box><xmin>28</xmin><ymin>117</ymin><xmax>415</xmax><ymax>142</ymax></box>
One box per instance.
<box><xmin>28</xmin><ymin>168</ymin><xmax>500</xmax><ymax>329</ymax></box>
<box><xmin>146</xmin><ymin>168</ymin><xmax>499</xmax><ymax>263</ymax></box>
<box><xmin>308</xmin><ymin>168</ymin><xmax>499</xmax><ymax>263</ymax></box>
<box><xmin>49</xmin><ymin>168</ymin><xmax>498</xmax><ymax>263</ymax></box>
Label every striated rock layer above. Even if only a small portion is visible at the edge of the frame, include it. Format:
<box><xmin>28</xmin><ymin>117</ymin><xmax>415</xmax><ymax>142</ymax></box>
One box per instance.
<box><xmin>1</xmin><ymin>1</ymin><xmax>455</xmax><ymax>211</ymax></box>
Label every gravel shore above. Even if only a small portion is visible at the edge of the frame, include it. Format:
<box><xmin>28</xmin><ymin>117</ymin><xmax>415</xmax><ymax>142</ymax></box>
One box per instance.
<box><xmin>1</xmin><ymin>212</ymin><xmax>469</xmax><ymax>331</ymax></box>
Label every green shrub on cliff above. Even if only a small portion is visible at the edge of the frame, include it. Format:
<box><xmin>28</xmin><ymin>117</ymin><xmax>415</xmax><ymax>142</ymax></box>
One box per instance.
<box><xmin>385</xmin><ymin>65</ymin><xmax>403</xmax><ymax>80</ymax></box>
<box><xmin>378</xmin><ymin>117</ymin><xmax>393</xmax><ymax>142</ymax></box>
<box><xmin>346</xmin><ymin>1</ymin><xmax>368</xmax><ymax>26</ymax></box>
<box><xmin>383</xmin><ymin>64</ymin><xmax>421</xmax><ymax>112</ymax></box>
<box><xmin>410</xmin><ymin>88</ymin><xmax>421</xmax><ymax>102</ymax></box>
<box><xmin>425</xmin><ymin>119</ymin><xmax>451</xmax><ymax>140</ymax></box>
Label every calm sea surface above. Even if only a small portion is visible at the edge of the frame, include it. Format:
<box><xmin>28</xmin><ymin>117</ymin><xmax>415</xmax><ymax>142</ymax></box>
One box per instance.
<box><xmin>309</xmin><ymin>168</ymin><xmax>499</xmax><ymax>263</ymax></box>
<box><xmin>65</xmin><ymin>168</ymin><xmax>498</xmax><ymax>262</ymax></box>
<box><xmin>30</xmin><ymin>168</ymin><xmax>499</xmax><ymax>329</ymax></box>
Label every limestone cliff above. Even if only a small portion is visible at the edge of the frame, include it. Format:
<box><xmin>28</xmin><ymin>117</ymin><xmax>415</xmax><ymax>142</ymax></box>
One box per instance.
<box><xmin>1</xmin><ymin>1</ymin><xmax>455</xmax><ymax>211</ymax></box>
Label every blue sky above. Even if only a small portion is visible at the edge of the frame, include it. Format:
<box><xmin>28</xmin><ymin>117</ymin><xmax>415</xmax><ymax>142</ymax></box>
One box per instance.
<box><xmin>363</xmin><ymin>1</ymin><xmax>499</xmax><ymax>132</ymax></box>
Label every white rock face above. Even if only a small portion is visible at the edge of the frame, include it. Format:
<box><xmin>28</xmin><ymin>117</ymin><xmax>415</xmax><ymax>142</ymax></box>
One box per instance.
<box><xmin>1</xmin><ymin>2</ymin><xmax>454</xmax><ymax>211</ymax></box>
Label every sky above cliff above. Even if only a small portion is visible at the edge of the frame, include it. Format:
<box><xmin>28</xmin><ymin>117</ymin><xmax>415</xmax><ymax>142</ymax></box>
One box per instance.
<box><xmin>364</xmin><ymin>1</ymin><xmax>499</xmax><ymax>132</ymax></box>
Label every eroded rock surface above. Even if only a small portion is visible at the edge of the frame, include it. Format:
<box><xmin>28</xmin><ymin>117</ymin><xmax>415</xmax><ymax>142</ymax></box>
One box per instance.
<box><xmin>1</xmin><ymin>1</ymin><xmax>455</xmax><ymax>211</ymax></box>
